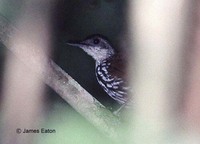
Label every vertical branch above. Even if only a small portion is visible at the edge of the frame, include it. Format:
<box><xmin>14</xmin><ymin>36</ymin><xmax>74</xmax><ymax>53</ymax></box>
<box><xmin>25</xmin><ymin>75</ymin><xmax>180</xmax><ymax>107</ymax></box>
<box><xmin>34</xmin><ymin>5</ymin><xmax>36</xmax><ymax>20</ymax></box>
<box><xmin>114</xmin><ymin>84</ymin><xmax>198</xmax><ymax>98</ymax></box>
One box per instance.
<box><xmin>129</xmin><ymin>0</ymin><xmax>188</xmax><ymax>143</ymax></box>
<box><xmin>184</xmin><ymin>0</ymin><xmax>200</xmax><ymax>132</ymax></box>
<box><xmin>1</xmin><ymin>1</ymin><xmax>52</xmax><ymax>144</ymax></box>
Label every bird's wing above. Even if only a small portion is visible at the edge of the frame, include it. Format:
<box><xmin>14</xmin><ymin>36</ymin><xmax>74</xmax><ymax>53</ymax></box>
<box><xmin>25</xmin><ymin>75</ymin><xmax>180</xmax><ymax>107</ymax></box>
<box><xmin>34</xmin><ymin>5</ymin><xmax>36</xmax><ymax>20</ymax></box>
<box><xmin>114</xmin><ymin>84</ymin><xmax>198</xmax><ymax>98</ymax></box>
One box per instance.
<box><xmin>106</xmin><ymin>54</ymin><xmax>130</xmax><ymax>102</ymax></box>
<box><xmin>107</xmin><ymin>54</ymin><xmax>128</xmax><ymax>82</ymax></box>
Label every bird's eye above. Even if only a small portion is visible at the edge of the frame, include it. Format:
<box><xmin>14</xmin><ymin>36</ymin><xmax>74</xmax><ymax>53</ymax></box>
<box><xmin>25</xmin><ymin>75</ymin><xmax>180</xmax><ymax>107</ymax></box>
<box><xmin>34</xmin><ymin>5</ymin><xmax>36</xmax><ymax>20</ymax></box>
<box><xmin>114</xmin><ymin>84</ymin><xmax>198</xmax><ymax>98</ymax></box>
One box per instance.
<box><xmin>93</xmin><ymin>38</ymin><xmax>100</xmax><ymax>44</ymax></box>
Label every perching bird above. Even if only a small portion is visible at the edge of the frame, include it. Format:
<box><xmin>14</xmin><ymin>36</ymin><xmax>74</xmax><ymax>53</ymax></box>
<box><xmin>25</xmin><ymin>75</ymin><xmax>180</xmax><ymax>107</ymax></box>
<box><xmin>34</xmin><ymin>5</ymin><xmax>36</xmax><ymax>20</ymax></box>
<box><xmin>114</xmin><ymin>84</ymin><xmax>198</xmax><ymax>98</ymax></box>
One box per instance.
<box><xmin>67</xmin><ymin>34</ymin><xmax>129</xmax><ymax>105</ymax></box>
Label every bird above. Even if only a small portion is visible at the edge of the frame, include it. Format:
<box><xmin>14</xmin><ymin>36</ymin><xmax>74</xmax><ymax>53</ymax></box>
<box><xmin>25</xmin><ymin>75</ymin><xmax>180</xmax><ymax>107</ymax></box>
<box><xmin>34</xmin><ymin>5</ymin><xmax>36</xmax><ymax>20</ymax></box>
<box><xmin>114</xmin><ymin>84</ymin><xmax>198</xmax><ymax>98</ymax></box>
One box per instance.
<box><xmin>67</xmin><ymin>34</ymin><xmax>129</xmax><ymax>105</ymax></box>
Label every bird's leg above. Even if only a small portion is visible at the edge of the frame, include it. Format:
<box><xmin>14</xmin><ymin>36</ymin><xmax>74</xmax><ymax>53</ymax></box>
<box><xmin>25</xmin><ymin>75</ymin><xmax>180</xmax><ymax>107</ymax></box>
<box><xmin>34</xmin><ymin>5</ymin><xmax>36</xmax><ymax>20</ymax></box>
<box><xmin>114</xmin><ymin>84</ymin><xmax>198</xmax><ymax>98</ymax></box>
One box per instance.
<box><xmin>113</xmin><ymin>103</ymin><xmax>126</xmax><ymax>116</ymax></box>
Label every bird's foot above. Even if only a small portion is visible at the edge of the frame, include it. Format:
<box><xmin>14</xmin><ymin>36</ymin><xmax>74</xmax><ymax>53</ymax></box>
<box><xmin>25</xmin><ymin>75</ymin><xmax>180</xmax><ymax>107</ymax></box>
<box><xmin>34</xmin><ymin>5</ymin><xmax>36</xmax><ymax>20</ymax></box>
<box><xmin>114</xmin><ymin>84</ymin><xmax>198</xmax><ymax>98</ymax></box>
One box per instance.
<box><xmin>113</xmin><ymin>103</ymin><xmax>126</xmax><ymax>116</ymax></box>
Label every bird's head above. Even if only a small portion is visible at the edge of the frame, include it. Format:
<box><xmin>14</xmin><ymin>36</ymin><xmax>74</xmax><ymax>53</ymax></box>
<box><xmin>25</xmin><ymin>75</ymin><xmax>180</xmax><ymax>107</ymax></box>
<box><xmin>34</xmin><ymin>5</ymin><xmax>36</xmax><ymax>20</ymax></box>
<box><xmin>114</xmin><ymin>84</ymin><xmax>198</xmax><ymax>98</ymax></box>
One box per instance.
<box><xmin>67</xmin><ymin>35</ymin><xmax>115</xmax><ymax>62</ymax></box>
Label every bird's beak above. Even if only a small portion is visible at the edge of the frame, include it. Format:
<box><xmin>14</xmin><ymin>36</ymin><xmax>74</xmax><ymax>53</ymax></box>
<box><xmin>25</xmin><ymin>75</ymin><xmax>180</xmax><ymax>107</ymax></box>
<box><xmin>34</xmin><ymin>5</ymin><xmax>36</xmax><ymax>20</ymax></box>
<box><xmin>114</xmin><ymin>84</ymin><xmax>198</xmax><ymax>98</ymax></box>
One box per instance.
<box><xmin>66</xmin><ymin>41</ymin><xmax>88</xmax><ymax>48</ymax></box>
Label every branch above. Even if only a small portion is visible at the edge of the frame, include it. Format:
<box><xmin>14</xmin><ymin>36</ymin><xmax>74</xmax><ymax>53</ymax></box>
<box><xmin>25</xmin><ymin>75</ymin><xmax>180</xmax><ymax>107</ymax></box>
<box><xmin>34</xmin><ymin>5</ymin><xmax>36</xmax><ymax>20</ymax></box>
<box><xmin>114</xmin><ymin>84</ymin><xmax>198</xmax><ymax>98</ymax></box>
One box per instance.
<box><xmin>0</xmin><ymin>15</ymin><xmax>121</xmax><ymax>140</ymax></box>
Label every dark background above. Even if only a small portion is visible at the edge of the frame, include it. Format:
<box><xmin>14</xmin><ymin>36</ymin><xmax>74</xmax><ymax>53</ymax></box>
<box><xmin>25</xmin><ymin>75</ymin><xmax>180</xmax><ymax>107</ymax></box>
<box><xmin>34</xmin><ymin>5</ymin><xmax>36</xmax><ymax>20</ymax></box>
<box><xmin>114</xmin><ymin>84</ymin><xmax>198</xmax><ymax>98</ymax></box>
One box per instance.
<box><xmin>50</xmin><ymin>0</ymin><xmax>128</xmax><ymax>111</ymax></box>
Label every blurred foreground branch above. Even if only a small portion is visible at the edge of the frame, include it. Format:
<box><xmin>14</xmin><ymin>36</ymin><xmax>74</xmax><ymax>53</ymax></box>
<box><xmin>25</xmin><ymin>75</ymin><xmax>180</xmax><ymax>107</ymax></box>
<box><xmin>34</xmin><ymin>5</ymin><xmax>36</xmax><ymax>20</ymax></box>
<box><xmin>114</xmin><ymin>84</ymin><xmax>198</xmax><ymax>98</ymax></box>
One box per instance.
<box><xmin>0</xmin><ymin>15</ymin><xmax>120</xmax><ymax>140</ymax></box>
<box><xmin>184</xmin><ymin>0</ymin><xmax>200</xmax><ymax>131</ymax></box>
